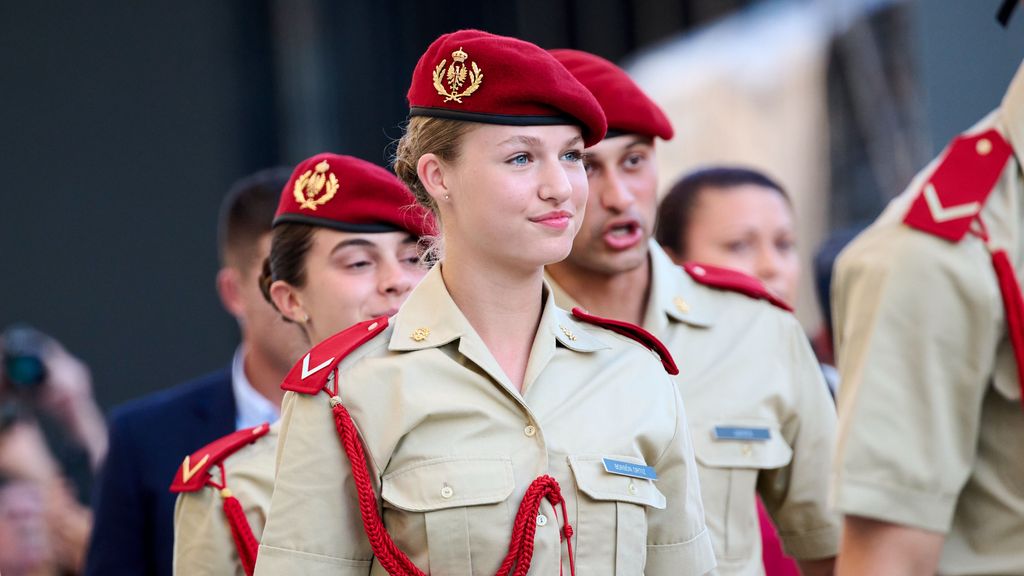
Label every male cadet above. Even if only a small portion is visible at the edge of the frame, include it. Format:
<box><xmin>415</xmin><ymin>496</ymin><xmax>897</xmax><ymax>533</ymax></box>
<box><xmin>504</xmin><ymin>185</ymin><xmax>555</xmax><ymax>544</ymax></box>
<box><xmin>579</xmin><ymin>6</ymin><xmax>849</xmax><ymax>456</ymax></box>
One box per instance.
<box><xmin>85</xmin><ymin>168</ymin><xmax>304</xmax><ymax>576</ymax></box>
<box><xmin>831</xmin><ymin>57</ymin><xmax>1024</xmax><ymax>574</ymax></box>
<box><xmin>546</xmin><ymin>49</ymin><xmax>838</xmax><ymax>576</ymax></box>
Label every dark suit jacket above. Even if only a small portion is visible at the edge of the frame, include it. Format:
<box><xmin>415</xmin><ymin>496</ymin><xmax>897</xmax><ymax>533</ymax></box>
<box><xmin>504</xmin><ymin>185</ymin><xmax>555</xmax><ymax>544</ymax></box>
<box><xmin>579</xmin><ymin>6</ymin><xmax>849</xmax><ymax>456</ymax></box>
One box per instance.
<box><xmin>85</xmin><ymin>368</ymin><xmax>236</xmax><ymax>576</ymax></box>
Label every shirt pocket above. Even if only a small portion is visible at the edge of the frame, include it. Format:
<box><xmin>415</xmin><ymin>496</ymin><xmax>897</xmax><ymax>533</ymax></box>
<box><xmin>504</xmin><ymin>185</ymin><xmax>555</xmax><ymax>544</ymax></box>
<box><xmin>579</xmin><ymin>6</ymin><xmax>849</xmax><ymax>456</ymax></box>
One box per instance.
<box><xmin>381</xmin><ymin>456</ymin><xmax>515</xmax><ymax>575</ymax></box>
<box><xmin>692</xmin><ymin>420</ymin><xmax>793</xmax><ymax>565</ymax></box>
<box><xmin>568</xmin><ymin>455</ymin><xmax>666</xmax><ymax>575</ymax></box>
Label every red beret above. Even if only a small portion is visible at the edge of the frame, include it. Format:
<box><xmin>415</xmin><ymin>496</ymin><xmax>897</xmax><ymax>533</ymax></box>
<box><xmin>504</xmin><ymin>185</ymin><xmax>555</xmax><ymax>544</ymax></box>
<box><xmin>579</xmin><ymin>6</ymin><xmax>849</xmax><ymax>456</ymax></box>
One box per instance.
<box><xmin>274</xmin><ymin>153</ymin><xmax>436</xmax><ymax>238</ymax></box>
<box><xmin>407</xmin><ymin>30</ymin><xmax>608</xmax><ymax>147</ymax></box>
<box><xmin>549</xmin><ymin>49</ymin><xmax>673</xmax><ymax>141</ymax></box>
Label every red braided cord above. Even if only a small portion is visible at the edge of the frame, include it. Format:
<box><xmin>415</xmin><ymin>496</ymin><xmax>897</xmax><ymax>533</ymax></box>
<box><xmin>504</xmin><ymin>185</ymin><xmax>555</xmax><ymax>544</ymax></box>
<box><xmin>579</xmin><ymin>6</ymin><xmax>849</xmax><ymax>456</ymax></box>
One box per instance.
<box><xmin>970</xmin><ymin>219</ymin><xmax>1024</xmax><ymax>405</ymax></box>
<box><xmin>991</xmin><ymin>249</ymin><xmax>1024</xmax><ymax>400</ymax></box>
<box><xmin>330</xmin><ymin>397</ymin><xmax>576</xmax><ymax>576</ymax></box>
<box><xmin>221</xmin><ymin>492</ymin><xmax>259</xmax><ymax>576</ymax></box>
<box><xmin>331</xmin><ymin>401</ymin><xmax>425</xmax><ymax>576</ymax></box>
<box><xmin>206</xmin><ymin>463</ymin><xmax>260</xmax><ymax>576</ymax></box>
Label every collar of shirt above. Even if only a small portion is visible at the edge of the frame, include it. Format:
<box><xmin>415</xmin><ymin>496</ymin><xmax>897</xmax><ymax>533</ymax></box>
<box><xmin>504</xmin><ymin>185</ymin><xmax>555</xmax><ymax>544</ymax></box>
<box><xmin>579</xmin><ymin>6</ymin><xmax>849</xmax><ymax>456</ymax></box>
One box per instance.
<box><xmin>544</xmin><ymin>240</ymin><xmax>715</xmax><ymax>339</ymax></box>
<box><xmin>231</xmin><ymin>346</ymin><xmax>280</xmax><ymax>430</ymax></box>
<box><xmin>388</xmin><ymin>265</ymin><xmax>609</xmax><ymax>395</ymax></box>
<box><xmin>1002</xmin><ymin>61</ymin><xmax>1024</xmax><ymax>163</ymax></box>
<box><xmin>644</xmin><ymin>240</ymin><xmax>714</xmax><ymax>332</ymax></box>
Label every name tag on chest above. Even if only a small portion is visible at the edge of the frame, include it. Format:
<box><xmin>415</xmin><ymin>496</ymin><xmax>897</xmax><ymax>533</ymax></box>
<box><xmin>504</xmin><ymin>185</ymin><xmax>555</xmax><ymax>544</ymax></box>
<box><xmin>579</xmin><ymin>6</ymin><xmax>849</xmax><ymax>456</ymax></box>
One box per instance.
<box><xmin>713</xmin><ymin>426</ymin><xmax>771</xmax><ymax>441</ymax></box>
<box><xmin>602</xmin><ymin>458</ymin><xmax>658</xmax><ymax>481</ymax></box>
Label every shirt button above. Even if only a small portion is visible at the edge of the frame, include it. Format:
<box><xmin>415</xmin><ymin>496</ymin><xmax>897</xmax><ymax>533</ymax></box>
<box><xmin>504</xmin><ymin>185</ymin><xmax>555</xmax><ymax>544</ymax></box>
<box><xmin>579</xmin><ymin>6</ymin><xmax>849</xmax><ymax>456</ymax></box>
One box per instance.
<box><xmin>628</xmin><ymin>482</ymin><xmax>638</xmax><ymax>495</ymax></box>
<box><xmin>536</xmin><ymin>514</ymin><xmax>548</xmax><ymax>526</ymax></box>
<box><xmin>440</xmin><ymin>485</ymin><xmax>454</xmax><ymax>499</ymax></box>
<box><xmin>741</xmin><ymin>444</ymin><xmax>753</xmax><ymax>456</ymax></box>
<box><xmin>524</xmin><ymin>424</ymin><xmax>537</xmax><ymax>437</ymax></box>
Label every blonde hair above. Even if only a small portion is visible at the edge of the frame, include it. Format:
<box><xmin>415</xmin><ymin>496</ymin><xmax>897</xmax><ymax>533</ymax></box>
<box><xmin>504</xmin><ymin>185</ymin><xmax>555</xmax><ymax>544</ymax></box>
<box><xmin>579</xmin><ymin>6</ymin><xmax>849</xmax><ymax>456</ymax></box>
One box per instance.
<box><xmin>393</xmin><ymin>116</ymin><xmax>475</xmax><ymax>262</ymax></box>
<box><xmin>393</xmin><ymin>116</ymin><xmax>474</xmax><ymax>216</ymax></box>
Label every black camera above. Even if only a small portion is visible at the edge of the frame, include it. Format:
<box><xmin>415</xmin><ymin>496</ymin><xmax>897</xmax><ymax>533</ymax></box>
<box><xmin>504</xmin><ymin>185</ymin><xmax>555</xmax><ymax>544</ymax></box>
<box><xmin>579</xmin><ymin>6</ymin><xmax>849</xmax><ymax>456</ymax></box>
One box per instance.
<box><xmin>2</xmin><ymin>324</ymin><xmax>48</xmax><ymax>391</ymax></box>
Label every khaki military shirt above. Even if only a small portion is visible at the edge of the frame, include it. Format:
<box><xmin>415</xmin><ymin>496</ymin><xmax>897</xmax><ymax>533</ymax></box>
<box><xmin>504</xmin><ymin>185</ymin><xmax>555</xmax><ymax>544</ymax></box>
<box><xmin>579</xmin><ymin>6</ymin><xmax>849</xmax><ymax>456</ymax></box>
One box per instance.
<box><xmin>832</xmin><ymin>61</ymin><xmax>1024</xmax><ymax>576</ymax></box>
<box><xmin>255</xmin><ymin>265</ymin><xmax>715</xmax><ymax>576</ymax></box>
<box><xmin>173</xmin><ymin>423</ymin><xmax>278</xmax><ymax>576</ymax></box>
<box><xmin>549</xmin><ymin>243</ymin><xmax>839</xmax><ymax>576</ymax></box>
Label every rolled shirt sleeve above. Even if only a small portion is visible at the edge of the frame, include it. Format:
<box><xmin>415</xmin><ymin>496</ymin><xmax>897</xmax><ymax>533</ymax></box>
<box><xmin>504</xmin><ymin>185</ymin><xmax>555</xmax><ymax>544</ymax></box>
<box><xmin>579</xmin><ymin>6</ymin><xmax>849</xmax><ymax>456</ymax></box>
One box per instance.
<box><xmin>831</xmin><ymin>224</ymin><xmax>1000</xmax><ymax>533</ymax></box>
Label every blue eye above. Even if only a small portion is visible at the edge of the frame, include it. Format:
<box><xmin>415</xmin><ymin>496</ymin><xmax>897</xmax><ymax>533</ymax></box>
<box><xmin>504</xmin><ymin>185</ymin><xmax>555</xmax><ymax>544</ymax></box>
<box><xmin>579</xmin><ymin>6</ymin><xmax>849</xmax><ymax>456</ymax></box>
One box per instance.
<box><xmin>509</xmin><ymin>153</ymin><xmax>529</xmax><ymax>166</ymax></box>
<box><xmin>562</xmin><ymin>150</ymin><xmax>583</xmax><ymax>163</ymax></box>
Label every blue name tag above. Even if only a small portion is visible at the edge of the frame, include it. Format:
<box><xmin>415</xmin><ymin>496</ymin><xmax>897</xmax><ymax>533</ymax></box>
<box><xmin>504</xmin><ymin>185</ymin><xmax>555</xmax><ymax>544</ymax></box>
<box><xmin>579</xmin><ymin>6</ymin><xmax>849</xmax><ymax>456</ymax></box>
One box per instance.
<box><xmin>602</xmin><ymin>458</ymin><xmax>658</xmax><ymax>481</ymax></box>
<box><xmin>713</xmin><ymin>426</ymin><xmax>771</xmax><ymax>441</ymax></box>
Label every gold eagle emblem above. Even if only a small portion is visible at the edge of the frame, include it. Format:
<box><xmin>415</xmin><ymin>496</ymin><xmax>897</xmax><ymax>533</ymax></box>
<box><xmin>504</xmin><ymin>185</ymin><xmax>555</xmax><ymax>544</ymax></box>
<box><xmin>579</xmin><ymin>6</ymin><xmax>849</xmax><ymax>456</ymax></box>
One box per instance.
<box><xmin>293</xmin><ymin>159</ymin><xmax>340</xmax><ymax>211</ymax></box>
<box><xmin>433</xmin><ymin>47</ymin><xmax>484</xmax><ymax>104</ymax></box>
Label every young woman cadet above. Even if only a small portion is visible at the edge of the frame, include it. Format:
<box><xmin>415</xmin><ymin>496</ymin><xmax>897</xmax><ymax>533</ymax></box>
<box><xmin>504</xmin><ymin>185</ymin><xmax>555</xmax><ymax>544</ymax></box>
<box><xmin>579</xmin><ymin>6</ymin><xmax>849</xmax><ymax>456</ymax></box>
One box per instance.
<box><xmin>254</xmin><ymin>30</ymin><xmax>715</xmax><ymax>576</ymax></box>
<box><xmin>170</xmin><ymin>153</ymin><xmax>434</xmax><ymax>576</ymax></box>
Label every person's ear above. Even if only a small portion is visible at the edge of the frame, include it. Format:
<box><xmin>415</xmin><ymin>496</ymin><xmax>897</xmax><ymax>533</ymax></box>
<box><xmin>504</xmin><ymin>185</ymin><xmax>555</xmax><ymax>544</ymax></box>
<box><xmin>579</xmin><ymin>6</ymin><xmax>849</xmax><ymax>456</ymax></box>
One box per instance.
<box><xmin>418</xmin><ymin>153</ymin><xmax>452</xmax><ymax>204</ymax></box>
<box><xmin>269</xmin><ymin>280</ymin><xmax>308</xmax><ymax>324</ymax></box>
<box><xmin>215</xmin><ymin>267</ymin><xmax>245</xmax><ymax>317</ymax></box>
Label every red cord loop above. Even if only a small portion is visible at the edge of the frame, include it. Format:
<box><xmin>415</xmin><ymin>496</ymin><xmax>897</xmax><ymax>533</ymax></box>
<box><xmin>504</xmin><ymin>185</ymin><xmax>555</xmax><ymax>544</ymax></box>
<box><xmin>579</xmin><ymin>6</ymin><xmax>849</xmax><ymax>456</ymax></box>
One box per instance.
<box><xmin>969</xmin><ymin>218</ymin><xmax>1024</xmax><ymax>403</ymax></box>
<box><xmin>204</xmin><ymin>462</ymin><xmax>259</xmax><ymax>575</ymax></box>
<box><xmin>329</xmin><ymin>392</ymin><xmax>576</xmax><ymax>576</ymax></box>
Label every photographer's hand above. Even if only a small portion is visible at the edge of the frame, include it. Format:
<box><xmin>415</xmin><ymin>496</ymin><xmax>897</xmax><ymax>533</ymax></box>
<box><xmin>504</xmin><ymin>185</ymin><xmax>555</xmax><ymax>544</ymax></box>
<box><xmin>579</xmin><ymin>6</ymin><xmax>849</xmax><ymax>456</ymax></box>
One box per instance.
<box><xmin>39</xmin><ymin>344</ymin><xmax>108</xmax><ymax>470</ymax></box>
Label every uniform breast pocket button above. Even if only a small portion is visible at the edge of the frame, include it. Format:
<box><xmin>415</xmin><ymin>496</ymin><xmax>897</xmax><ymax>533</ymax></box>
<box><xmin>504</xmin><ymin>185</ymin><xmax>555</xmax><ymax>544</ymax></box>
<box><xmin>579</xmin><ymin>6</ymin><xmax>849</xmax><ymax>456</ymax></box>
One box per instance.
<box><xmin>440</xmin><ymin>485</ymin><xmax>454</xmax><ymax>499</ymax></box>
<box><xmin>536</xmin><ymin>514</ymin><xmax>548</xmax><ymax>526</ymax></box>
<box><xmin>524</xmin><ymin>424</ymin><xmax>537</xmax><ymax>437</ymax></box>
<box><xmin>627</xmin><ymin>482</ymin><xmax>638</xmax><ymax>495</ymax></box>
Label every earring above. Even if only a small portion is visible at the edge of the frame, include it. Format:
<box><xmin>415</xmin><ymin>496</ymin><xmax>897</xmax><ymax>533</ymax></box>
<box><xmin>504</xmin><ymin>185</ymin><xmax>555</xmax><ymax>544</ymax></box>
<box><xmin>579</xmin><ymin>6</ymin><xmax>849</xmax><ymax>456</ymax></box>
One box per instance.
<box><xmin>301</xmin><ymin>313</ymin><xmax>310</xmax><ymax>323</ymax></box>
<box><xmin>443</xmin><ymin>193</ymin><xmax>450</xmax><ymax>200</ymax></box>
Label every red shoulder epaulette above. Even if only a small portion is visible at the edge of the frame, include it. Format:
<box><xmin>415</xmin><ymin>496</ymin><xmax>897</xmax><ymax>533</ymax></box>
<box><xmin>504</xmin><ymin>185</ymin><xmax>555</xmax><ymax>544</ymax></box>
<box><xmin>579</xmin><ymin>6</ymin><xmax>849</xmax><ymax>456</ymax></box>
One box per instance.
<box><xmin>682</xmin><ymin>262</ymin><xmax>793</xmax><ymax>312</ymax></box>
<box><xmin>169</xmin><ymin>422</ymin><xmax>271</xmax><ymax>493</ymax></box>
<box><xmin>903</xmin><ymin>128</ymin><xmax>1013</xmax><ymax>242</ymax></box>
<box><xmin>571</xmin><ymin>307</ymin><xmax>678</xmax><ymax>375</ymax></box>
<box><xmin>281</xmin><ymin>316</ymin><xmax>389</xmax><ymax>395</ymax></box>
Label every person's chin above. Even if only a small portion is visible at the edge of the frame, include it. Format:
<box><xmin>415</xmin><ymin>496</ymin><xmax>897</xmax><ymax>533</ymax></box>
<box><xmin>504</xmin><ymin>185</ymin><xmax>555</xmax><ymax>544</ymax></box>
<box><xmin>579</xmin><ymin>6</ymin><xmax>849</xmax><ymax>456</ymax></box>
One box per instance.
<box><xmin>518</xmin><ymin>236</ymin><xmax>574</xmax><ymax>268</ymax></box>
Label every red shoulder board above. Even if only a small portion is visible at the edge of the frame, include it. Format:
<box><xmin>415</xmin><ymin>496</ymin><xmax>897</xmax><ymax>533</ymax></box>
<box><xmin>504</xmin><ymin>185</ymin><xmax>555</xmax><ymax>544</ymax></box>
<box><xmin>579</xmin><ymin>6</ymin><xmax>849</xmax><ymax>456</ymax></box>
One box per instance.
<box><xmin>903</xmin><ymin>129</ymin><xmax>1013</xmax><ymax>242</ymax></box>
<box><xmin>571</xmin><ymin>307</ymin><xmax>678</xmax><ymax>375</ymax></box>
<box><xmin>682</xmin><ymin>262</ymin><xmax>793</xmax><ymax>312</ymax></box>
<box><xmin>169</xmin><ymin>422</ymin><xmax>271</xmax><ymax>493</ymax></box>
<box><xmin>280</xmin><ymin>316</ymin><xmax>388</xmax><ymax>395</ymax></box>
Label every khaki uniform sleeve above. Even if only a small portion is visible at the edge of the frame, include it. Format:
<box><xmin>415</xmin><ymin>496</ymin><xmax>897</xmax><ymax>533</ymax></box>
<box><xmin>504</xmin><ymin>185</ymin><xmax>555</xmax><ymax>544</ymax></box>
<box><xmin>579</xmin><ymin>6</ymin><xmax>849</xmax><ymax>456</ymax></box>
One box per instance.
<box><xmin>645</xmin><ymin>381</ymin><xmax>717</xmax><ymax>575</ymax></box>
<box><xmin>758</xmin><ymin>317</ymin><xmax>840</xmax><ymax>560</ymax></box>
<box><xmin>173</xmin><ymin>489</ymin><xmax>243</xmax><ymax>576</ymax></box>
<box><xmin>254</xmin><ymin>391</ymin><xmax>373</xmax><ymax>575</ymax></box>
<box><xmin>831</xmin><ymin>226</ymin><xmax>1000</xmax><ymax>533</ymax></box>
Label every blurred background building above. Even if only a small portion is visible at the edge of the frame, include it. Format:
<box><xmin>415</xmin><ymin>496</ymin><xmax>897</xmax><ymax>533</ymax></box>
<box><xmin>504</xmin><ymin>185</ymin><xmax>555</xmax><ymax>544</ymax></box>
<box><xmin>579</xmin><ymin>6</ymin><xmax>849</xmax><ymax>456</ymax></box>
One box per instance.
<box><xmin>2</xmin><ymin>0</ymin><xmax>1023</xmax><ymax>409</ymax></box>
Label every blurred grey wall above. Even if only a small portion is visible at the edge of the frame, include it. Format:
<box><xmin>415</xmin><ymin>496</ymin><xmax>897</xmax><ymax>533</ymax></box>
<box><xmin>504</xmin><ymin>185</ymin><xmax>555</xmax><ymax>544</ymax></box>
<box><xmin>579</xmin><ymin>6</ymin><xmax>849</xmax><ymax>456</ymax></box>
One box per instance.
<box><xmin>914</xmin><ymin>0</ymin><xmax>1024</xmax><ymax>151</ymax></box>
<box><xmin>0</xmin><ymin>1</ymin><xmax>279</xmax><ymax>409</ymax></box>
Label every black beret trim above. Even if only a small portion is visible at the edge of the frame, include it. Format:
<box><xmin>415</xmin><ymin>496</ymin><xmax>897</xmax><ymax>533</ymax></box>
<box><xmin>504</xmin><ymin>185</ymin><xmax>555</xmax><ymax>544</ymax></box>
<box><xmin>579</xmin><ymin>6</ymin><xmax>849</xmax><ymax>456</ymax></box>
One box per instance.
<box><xmin>603</xmin><ymin>129</ymin><xmax>660</xmax><ymax>140</ymax></box>
<box><xmin>272</xmin><ymin>213</ymin><xmax>404</xmax><ymax>233</ymax></box>
<box><xmin>409</xmin><ymin>106</ymin><xmax>583</xmax><ymax>128</ymax></box>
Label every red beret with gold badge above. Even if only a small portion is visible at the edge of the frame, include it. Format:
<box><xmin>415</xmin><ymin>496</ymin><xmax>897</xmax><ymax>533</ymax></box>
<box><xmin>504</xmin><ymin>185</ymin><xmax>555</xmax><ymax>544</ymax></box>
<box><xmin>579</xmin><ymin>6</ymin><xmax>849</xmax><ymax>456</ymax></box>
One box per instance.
<box><xmin>274</xmin><ymin>153</ymin><xmax>436</xmax><ymax>237</ymax></box>
<box><xmin>550</xmin><ymin>48</ymin><xmax>673</xmax><ymax>141</ymax></box>
<box><xmin>407</xmin><ymin>29</ymin><xmax>608</xmax><ymax>147</ymax></box>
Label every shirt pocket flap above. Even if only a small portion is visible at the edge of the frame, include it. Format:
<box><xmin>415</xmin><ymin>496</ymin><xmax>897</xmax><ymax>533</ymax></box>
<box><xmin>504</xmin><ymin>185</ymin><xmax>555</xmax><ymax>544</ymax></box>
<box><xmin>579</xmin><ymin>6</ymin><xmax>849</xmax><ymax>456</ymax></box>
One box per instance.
<box><xmin>692</xmin><ymin>420</ymin><xmax>793</xmax><ymax>470</ymax></box>
<box><xmin>381</xmin><ymin>456</ymin><xmax>515</xmax><ymax>512</ymax></box>
<box><xmin>568</xmin><ymin>455</ymin><xmax>666</xmax><ymax>510</ymax></box>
